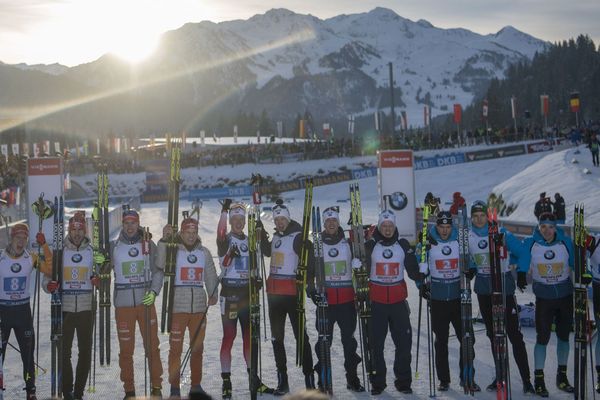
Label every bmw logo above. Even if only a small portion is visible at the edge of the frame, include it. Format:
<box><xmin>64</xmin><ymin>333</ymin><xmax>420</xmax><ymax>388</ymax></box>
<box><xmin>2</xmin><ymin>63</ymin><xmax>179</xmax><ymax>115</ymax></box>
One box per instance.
<box><xmin>71</xmin><ymin>253</ymin><xmax>83</xmax><ymax>263</ymax></box>
<box><xmin>383</xmin><ymin>249</ymin><xmax>393</xmax><ymax>259</ymax></box>
<box><xmin>128</xmin><ymin>247</ymin><xmax>139</xmax><ymax>257</ymax></box>
<box><xmin>274</xmin><ymin>240</ymin><xmax>282</xmax><ymax>249</ymax></box>
<box><xmin>10</xmin><ymin>263</ymin><xmax>22</xmax><ymax>273</ymax></box>
<box><xmin>388</xmin><ymin>192</ymin><xmax>408</xmax><ymax>211</ymax></box>
<box><xmin>239</xmin><ymin>243</ymin><xmax>248</xmax><ymax>252</ymax></box>
<box><xmin>328</xmin><ymin>248</ymin><xmax>339</xmax><ymax>257</ymax></box>
<box><xmin>478</xmin><ymin>240</ymin><xmax>488</xmax><ymax>250</ymax></box>
<box><xmin>187</xmin><ymin>254</ymin><xmax>198</xmax><ymax>263</ymax></box>
<box><xmin>544</xmin><ymin>250</ymin><xmax>555</xmax><ymax>260</ymax></box>
<box><xmin>442</xmin><ymin>246</ymin><xmax>452</xmax><ymax>256</ymax></box>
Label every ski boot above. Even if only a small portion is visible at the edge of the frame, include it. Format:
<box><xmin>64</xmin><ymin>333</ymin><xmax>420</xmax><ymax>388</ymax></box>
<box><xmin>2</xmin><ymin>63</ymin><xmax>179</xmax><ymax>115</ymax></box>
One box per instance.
<box><xmin>26</xmin><ymin>389</ymin><xmax>38</xmax><ymax>400</ymax></box>
<box><xmin>523</xmin><ymin>380</ymin><xmax>535</xmax><ymax>394</ymax></box>
<box><xmin>460</xmin><ymin>379</ymin><xmax>481</xmax><ymax>392</ymax></box>
<box><xmin>596</xmin><ymin>365</ymin><xmax>600</xmax><ymax>393</ymax></box>
<box><xmin>486</xmin><ymin>379</ymin><xmax>497</xmax><ymax>392</ymax></box>
<box><xmin>346</xmin><ymin>373</ymin><xmax>365</xmax><ymax>392</ymax></box>
<box><xmin>534</xmin><ymin>369</ymin><xmax>549</xmax><ymax>398</ymax></box>
<box><xmin>221</xmin><ymin>372</ymin><xmax>232</xmax><ymax>399</ymax></box>
<box><xmin>189</xmin><ymin>385</ymin><xmax>207</xmax><ymax>399</ymax></box>
<box><xmin>304</xmin><ymin>373</ymin><xmax>315</xmax><ymax>390</ymax></box>
<box><xmin>556</xmin><ymin>365</ymin><xmax>574</xmax><ymax>393</ymax></box>
<box><xmin>273</xmin><ymin>370</ymin><xmax>289</xmax><ymax>396</ymax></box>
<box><xmin>123</xmin><ymin>391</ymin><xmax>136</xmax><ymax>400</ymax></box>
<box><xmin>150</xmin><ymin>387</ymin><xmax>163</xmax><ymax>399</ymax></box>
<box><xmin>247</xmin><ymin>369</ymin><xmax>275</xmax><ymax>395</ymax></box>
<box><xmin>63</xmin><ymin>392</ymin><xmax>75</xmax><ymax>400</ymax></box>
<box><xmin>438</xmin><ymin>381</ymin><xmax>450</xmax><ymax>391</ymax></box>
<box><xmin>169</xmin><ymin>386</ymin><xmax>181</xmax><ymax>400</ymax></box>
<box><xmin>394</xmin><ymin>379</ymin><xmax>412</xmax><ymax>394</ymax></box>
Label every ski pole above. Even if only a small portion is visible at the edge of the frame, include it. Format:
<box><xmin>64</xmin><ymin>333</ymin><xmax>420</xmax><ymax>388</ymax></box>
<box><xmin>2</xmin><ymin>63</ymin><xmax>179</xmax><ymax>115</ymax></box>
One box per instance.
<box><xmin>415</xmin><ymin>295</ymin><xmax>423</xmax><ymax>379</ymax></box>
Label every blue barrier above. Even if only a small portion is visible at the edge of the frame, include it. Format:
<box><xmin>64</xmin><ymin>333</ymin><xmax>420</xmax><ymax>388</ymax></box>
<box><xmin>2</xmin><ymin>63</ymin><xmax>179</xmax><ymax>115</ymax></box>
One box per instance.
<box><xmin>414</xmin><ymin>153</ymin><xmax>466</xmax><ymax>170</ymax></box>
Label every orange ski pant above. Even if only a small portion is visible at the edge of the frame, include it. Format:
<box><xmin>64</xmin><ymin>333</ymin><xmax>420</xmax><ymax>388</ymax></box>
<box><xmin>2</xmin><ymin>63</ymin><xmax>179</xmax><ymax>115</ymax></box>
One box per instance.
<box><xmin>115</xmin><ymin>304</ymin><xmax>163</xmax><ymax>392</ymax></box>
<box><xmin>168</xmin><ymin>312</ymin><xmax>207</xmax><ymax>388</ymax></box>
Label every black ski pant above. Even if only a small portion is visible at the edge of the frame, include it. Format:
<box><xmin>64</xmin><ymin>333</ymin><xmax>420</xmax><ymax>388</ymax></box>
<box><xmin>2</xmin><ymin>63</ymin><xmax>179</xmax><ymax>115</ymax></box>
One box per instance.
<box><xmin>0</xmin><ymin>303</ymin><xmax>36</xmax><ymax>392</ymax></box>
<box><xmin>430</xmin><ymin>298</ymin><xmax>475</xmax><ymax>384</ymax></box>
<box><xmin>62</xmin><ymin>310</ymin><xmax>94</xmax><ymax>397</ymax></box>
<box><xmin>369</xmin><ymin>300</ymin><xmax>412</xmax><ymax>389</ymax></box>
<box><xmin>314</xmin><ymin>301</ymin><xmax>360</xmax><ymax>383</ymax></box>
<box><xmin>268</xmin><ymin>294</ymin><xmax>313</xmax><ymax>375</ymax></box>
<box><xmin>535</xmin><ymin>295</ymin><xmax>572</xmax><ymax>345</ymax></box>
<box><xmin>477</xmin><ymin>294</ymin><xmax>531</xmax><ymax>382</ymax></box>
<box><xmin>592</xmin><ymin>151</ymin><xmax>599</xmax><ymax>166</ymax></box>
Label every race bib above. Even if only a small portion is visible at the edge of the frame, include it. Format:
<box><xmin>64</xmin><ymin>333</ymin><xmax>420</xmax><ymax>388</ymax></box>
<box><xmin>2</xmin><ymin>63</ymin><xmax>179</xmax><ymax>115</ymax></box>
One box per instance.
<box><xmin>121</xmin><ymin>261</ymin><xmax>144</xmax><ymax>282</ymax></box>
<box><xmin>536</xmin><ymin>263</ymin><xmax>564</xmax><ymax>283</ymax></box>
<box><xmin>178</xmin><ymin>266</ymin><xmax>204</xmax><ymax>285</ymax></box>
<box><xmin>3</xmin><ymin>276</ymin><xmax>26</xmax><ymax>293</ymax></box>
<box><xmin>435</xmin><ymin>258</ymin><xmax>459</xmax><ymax>278</ymax></box>
<box><xmin>271</xmin><ymin>252</ymin><xmax>285</xmax><ymax>269</ymax></box>
<box><xmin>473</xmin><ymin>253</ymin><xmax>490</xmax><ymax>274</ymax></box>
<box><xmin>375</xmin><ymin>262</ymin><xmax>400</xmax><ymax>279</ymax></box>
<box><xmin>325</xmin><ymin>261</ymin><xmax>347</xmax><ymax>280</ymax></box>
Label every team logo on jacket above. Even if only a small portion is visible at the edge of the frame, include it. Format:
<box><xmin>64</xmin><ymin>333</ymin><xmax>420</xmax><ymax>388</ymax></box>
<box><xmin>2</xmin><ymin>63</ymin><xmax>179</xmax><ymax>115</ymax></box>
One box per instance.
<box><xmin>382</xmin><ymin>249</ymin><xmax>393</xmax><ymax>259</ymax></box>
<box><xmin>478</xmin><ymin>240</ymin><xmax>487</xmax><ymax>249</ymax></box>
<box><xmin>71</xmin><ymin>253</ymin><xmax>83</xmax><ymax>263</ymax></box>
<box><xmin>328</xmin><ymin>248</ymin><xmax>339</xmax><ymax>257</ymax></box>
<box><xmin>10</xmin><ymin>263</ymin><xmax>22</xmax><ymax>273</ymax></box>
<box><xmin>239</xmin><ymin>243</ymin><xmax>248</xmax><ymax>252</ymax></box>
<box><xmin>442</xmin><ymin>246</ymin><xmax>452</xmax><ymax>255</ymax></box>
<box><xmin>187</xmin><ymin>254</ymin><xmax>198</xmax><ymax>263</ymax></box>
<box><xmin>128</xmin><ymin>247</ymin><xmax>139</xmax><ymax>257</ymax></box>
<box><xmin>274</xmin><ymin>239</ymin><xmax>282</xmax><ymax>249</ymax></box>
<box><xmin>544</xmin><ymin>250</ymin><xmax>555</xmax><ymax>260</ymax></box>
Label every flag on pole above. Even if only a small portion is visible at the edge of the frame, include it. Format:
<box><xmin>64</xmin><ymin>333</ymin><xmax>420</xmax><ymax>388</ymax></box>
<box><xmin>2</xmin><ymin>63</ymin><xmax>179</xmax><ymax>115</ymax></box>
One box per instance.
<box><xmin>200</xmin><ymin>130</ymin><xmax>206</xmax><ymax>147</ymax></box>
<box><xmin>401</xmin><ymin>111</ymin><xmax>407</xmax><ymax>130</ymax></box>
<box><xmin>11</xmin><ymin>143</ymin><xmax>19</xmax><ymax>156</ymax></box>
<box><xmin>233</xmin><ymin>125</ymin><xmax>238</xmax><ymax>143</ymax></box>
<box><xmin>323</xmin><ymin>123</ymin><xmax>331</xmax><ymax>138</ymax></box>
<box><xmin>453</xmin><ymin>104</ymin><xmax>462</xmax><ymax>124</ymax></box>
<box><xmin>54</xmin><ymin>142</ymin><xmax>61</xmax><ymax>154</ymax></box>
<box><xmin>482</xmin><ymin>99</ymin><xmax>489</xmax><ymax>118</ymax></box>
<box><xmin>276</xmin><ymin>121</ymin><xmax>283</xmax><ymax>138</ymax></box>
<box><xmin>423</xmin><ymin>105</ymin><xmax>430</xmax><ymax>127</ymax></box>
<box><xmin>570</xmin><ymin>92</ymin><xmax>580</xmax><ymax>113</ymax></box>
<box><xmin>540</xmin><ymin>95</ymin><xmax>549</xmax><ymax>116</ymax></box>
<box><xmin>510</xmin><ymin>96</ymin><xmax>517</xmax><ymax>119</ymax></box>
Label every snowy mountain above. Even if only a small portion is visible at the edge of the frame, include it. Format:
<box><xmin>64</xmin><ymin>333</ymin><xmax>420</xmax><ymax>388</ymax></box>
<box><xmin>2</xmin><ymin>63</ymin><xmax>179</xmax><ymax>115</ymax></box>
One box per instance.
<box><xmin>8</xmin><ymin>62</ymin><xmax>69</xmax><ymax>75</ymax></box>
<box><xmin>0</xmin><ymin>7</ymin><xmax>547</xmax><ymax>134</ymax></box>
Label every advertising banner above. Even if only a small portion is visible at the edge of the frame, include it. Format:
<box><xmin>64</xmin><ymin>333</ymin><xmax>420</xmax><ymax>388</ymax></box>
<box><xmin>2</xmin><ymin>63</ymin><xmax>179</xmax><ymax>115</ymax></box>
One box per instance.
<box><xmin>377</xmin><ymin>150</ymin><xmax>416</xmax><ymax>241</ymax></box>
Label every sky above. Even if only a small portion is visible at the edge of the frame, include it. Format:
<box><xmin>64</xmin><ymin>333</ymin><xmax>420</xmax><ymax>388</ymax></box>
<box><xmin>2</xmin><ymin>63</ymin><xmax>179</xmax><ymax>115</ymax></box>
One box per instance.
<box><xmin>0</xmin><ymin>0</ymin><xmax>598</xmax><ymax>67</ymax></box>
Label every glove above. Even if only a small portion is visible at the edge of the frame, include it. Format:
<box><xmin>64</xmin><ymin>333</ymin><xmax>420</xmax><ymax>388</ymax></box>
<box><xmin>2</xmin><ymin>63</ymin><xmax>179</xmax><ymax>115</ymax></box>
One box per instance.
<box><xmin>517</xmin><ymin>272</ymin><xmax>528</xmax><ymax>291</ymax></box>
<box><xmin>582</xmin><ymin>273</ymin><xmax>592</xmax><ymax>286</ymax></box>
<box><xmin>465</xmin><ymin>269</ymin><xmax>476</xmax><ymax>281</ymax></box>
<box><xmin>221</xmin><ymin>198</ymin><xmax>232</xmax><ymax>213</ymax></box>
<box><xmin>228</xmin><ymin>244</ymin><xmax>240</xmax><ymax>259</ymax></box>
<box><xmin>208</xmin><ymin>294</ymin><xmax>218</xmax><ymax>306</ymax></box>
<box><xmin>47</xmin><ymin>280</ymin><xmax>59</xmax><ymax>293</ymax></box>
<box><xmin>90</xmin><ymin>275</ymin><xmax>101</xmax><ymax>288</ymax></box>
<box><xmin>142</xmin><ymin>291</ymin><xmax>157</xmax><ymax>306</ymax></box>
<box><xmin>418</xmin><ymin>262</ymin><xmax>429</xmax><ymax>274</ymax></box>
<box><xmin>255</xmin><ymin>219</ymin><xmax>264</xmax><ymax>230</ymax></box>
<box><xmin>307</xmin><ymin>287</ymin><xmax>319</xmax><ymax>306</ymax></box>
<box><xmin>418</xmin><ymin>282</ymin><xmax>430</xmax><ymax>300</ymax></box>
<box><xmin>351</xmin><ymin>258</ymin><xmax>362</xmax><ymax>270</ymax></box>
<box><xmin>586</xmin><ymin>234</ymin><xmax>595</xmax><ymax>251</ymax></box>
<box><xmin>93</xmin><ymin>253</ymin><xmax>106</xmax><ymax>265</ymax></box>
<box><xmin>36</xmin><ymin>232</ymin><xmax>46</xmax><ymax>246</ymax></box>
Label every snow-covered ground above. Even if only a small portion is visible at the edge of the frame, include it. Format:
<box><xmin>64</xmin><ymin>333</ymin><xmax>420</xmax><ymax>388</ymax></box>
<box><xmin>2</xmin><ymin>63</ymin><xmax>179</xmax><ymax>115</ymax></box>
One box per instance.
<box><xmin>5</xmin><ymin>148</ymin><xmax>597</xmax><ymax>399</ymax></box>
<box><xmin>493</xmin><ymin>144</ymin><xmax>600</xmax><ymax>226</ymax></box>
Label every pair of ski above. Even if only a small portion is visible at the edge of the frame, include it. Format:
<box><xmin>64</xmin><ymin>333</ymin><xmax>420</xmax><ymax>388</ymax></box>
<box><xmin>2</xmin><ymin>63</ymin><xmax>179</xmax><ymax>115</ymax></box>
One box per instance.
<box><xmin>50</xmin><ymin>196</ymin><xmax>64</xmax><ymax>398</ymax></box>
<box><xmin>349</xmin><ymin>182</ymin><xmax>374</xmax><ymax>392</ymax></box>
<box><xmin>161</xmin><ymin>143</ymin><xmax>181</xmax><ymax>334</ymax></box>
<box><xmin>248</xmin><ymin>173</ymin><xmax>267</xmax><ymax>400</ymax></box>
<box><xmin>415</xmin><ymin>204</ymin><xmax>437</xmax><ymax>398</ymax></box>
<box><xmin>573</xmin><ymin>203</ymin><xmax>593</xmax><ymax>400</ymax></box>
<box><xmin>92</xmin><ymin>165</ymin><xmax>111</xmax><ymax>371</ymax></box>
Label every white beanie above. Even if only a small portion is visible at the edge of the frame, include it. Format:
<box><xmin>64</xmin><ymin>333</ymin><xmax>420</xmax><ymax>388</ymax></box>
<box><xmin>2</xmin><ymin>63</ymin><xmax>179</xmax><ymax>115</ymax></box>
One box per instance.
<box><xmin>377</xmin><ymin>210</ymin><xmax>396</xmax><ymax>229</ymax></box>
<box><xmin>229</xmin><ymin>203</ymin><xmax>246</xmax><ymax>219</ymax></box>
<box><xmin>272</xmin><ymin>203</ymin><xmax>290</xmax><ymax>221</ymax></box>
<box><xmin>322</xmin><ymin>207</ymin><xmax>339</xmax><ymax>223</ymax></box>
